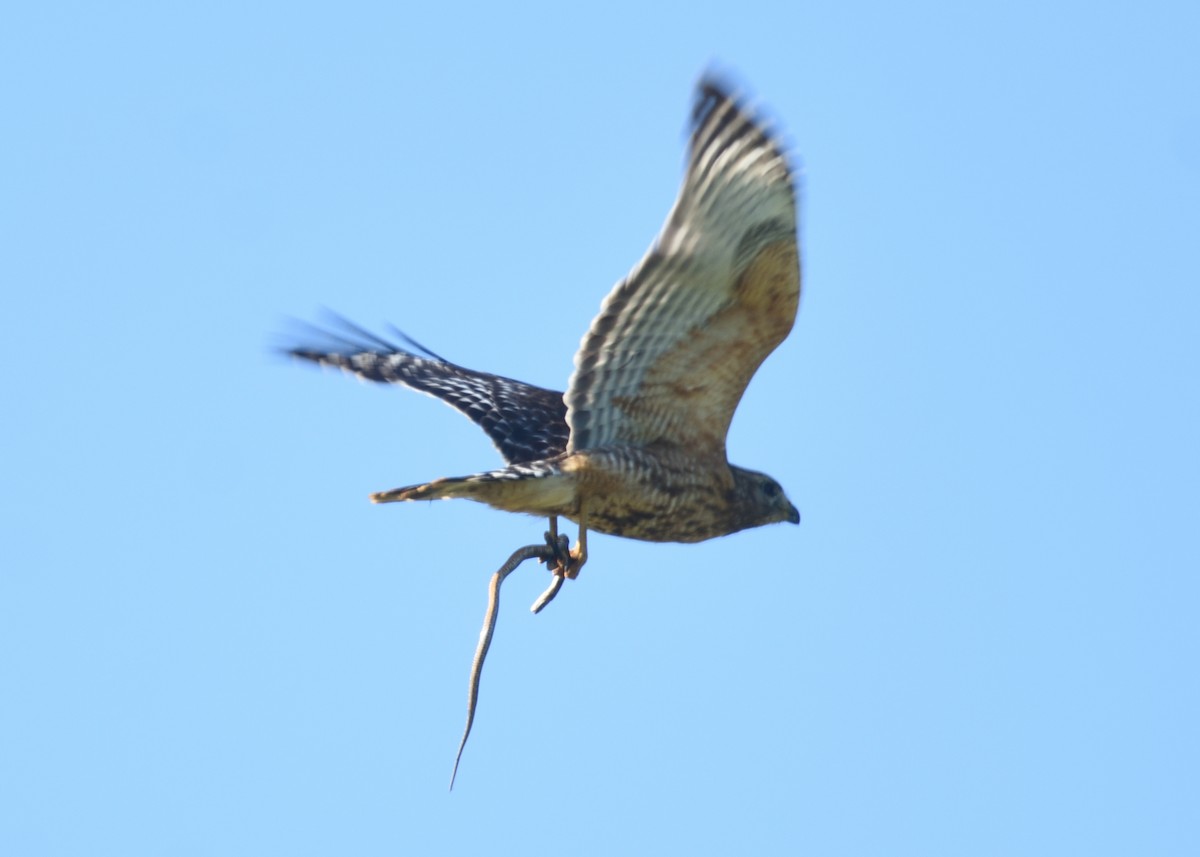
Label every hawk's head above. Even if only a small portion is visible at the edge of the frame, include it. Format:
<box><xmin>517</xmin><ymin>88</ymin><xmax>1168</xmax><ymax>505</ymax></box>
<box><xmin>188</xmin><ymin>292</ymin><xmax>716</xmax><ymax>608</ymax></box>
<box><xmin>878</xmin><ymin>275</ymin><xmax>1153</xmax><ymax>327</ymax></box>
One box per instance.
<box><xmin>728</xmin><ymin>466</ymin><xmax>801</xmax><ymax>533</ymax></box>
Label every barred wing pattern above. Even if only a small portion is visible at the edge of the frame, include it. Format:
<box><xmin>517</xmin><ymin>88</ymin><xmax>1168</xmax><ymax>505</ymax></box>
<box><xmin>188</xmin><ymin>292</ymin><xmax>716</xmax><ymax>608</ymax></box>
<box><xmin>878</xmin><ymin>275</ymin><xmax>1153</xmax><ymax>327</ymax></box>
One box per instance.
<box><xmin>566</xmin><ymin>79</ymin><xmax>800</xmax><ymax>456</ymax></box>
<box><xmin>281</xmin><ymin>76</ymin><xmax>803</xmax><ymax>790</ymax></box>
<box><xmin>288</xmin><ymin>323</ymin><xmax>568</xmax><ymax>465</ymax></box>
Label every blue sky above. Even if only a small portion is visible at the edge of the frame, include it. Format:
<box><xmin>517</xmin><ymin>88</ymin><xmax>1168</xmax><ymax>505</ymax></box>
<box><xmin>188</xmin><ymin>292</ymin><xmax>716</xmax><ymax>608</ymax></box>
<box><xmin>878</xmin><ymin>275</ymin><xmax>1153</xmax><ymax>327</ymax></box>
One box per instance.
<box><xmin>3</xmin><ymin>1</ymin><xmax>1198</xmax><ymax>854</ymax></box>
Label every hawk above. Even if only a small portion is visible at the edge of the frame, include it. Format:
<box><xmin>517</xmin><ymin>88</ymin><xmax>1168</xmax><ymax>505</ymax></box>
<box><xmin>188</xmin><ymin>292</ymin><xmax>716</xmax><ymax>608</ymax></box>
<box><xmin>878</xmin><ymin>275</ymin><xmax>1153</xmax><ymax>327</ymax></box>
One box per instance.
<box><xmin>286</xmin><ymin>76</ymin><xmax>801</xmax><ymax>786</ymax></box>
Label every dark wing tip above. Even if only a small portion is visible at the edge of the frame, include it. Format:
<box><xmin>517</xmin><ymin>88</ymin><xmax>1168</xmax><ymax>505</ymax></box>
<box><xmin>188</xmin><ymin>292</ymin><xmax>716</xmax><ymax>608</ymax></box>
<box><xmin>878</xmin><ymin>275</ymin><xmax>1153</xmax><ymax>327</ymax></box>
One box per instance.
<box><xmin>689</xmin><ymin>67</ymin><xmax>799</xmax><ymax>187</ymax></box>
<box><xmin>274</xmin><ymin>310</ymin><xmax>451</xmax><ymax>365</ymax></box>
<box><xmin>692</xmin><ymin>68</ymin><xmax>741</xmax><ymax>127</ymax></box>
<box><xmin>383</xmin><ymin>324</ymin><xmax>448</xmax><ymax>363</ymax></box>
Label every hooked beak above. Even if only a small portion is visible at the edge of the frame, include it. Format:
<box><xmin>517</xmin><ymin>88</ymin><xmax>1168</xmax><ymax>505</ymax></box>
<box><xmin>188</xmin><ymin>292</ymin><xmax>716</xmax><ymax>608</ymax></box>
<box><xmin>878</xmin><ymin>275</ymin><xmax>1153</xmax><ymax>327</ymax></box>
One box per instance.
<box><xmin>786</xmin><ymin>503</ymin><xmax>800</xmax><ymax>525</ymax></box>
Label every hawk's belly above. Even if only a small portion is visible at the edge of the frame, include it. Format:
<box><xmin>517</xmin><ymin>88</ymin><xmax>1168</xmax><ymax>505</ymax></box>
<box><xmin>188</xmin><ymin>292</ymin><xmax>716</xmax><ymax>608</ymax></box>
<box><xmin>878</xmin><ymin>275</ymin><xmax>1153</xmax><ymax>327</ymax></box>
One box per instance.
<box><xmin>560</xmin><ymin>446</ymin><xmax>737</xmax><ymax>544</ymax></box>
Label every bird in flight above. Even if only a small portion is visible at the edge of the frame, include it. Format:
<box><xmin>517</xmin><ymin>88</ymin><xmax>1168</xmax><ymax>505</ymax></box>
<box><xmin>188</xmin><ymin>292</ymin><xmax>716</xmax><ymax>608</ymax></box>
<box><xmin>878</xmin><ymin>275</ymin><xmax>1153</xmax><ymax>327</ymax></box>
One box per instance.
<box><xmin>286</xmin><ymin>74</ymin><xmax>801</xmax><ymax>787</ymax></box>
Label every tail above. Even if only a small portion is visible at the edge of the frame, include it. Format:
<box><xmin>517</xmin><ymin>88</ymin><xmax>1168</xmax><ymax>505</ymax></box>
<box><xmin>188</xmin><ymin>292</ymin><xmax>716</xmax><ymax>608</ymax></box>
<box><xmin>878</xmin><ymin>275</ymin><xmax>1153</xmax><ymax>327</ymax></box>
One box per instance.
<box><xmin>371</xmin><ymin>477</ymin><xmax>476</xmax><ymax>503</ymax></box>
<box><xmin>369</xmin><ymin>458</ymin><xmax>575</xmax><ymax>516</ymax></box>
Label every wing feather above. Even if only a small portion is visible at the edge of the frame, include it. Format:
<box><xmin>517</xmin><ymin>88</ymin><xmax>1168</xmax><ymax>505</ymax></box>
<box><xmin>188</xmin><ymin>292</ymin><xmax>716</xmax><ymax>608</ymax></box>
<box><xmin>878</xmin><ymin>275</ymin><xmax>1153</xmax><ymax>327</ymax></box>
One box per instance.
<box><xmin>565</xmin><ymin>77</ymin><xmax>800</xmax><ymax>455</ymax></box>
<box><xmin>285</xmin><ymin>318</ymin><xmax>568</xmax><ymax>464</ymax></box>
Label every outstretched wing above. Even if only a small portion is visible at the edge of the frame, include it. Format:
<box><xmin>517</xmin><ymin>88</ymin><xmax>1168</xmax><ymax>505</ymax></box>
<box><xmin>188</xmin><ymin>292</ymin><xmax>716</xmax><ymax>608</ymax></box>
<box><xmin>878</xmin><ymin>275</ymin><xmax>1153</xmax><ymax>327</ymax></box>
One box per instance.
<box><xmin>565</xmin><ymin>76</ymin><xmax>800</xmax><ymax>456</ymax></box>
<box><xmin>286</xmin><ymin>318</ymin><xmax>568</xmax><ymax>465</ymax></box>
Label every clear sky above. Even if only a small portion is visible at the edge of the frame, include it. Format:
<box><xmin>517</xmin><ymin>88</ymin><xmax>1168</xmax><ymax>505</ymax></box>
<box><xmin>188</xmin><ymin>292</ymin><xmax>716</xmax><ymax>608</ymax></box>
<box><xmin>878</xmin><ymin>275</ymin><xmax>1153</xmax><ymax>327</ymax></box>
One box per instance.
<box><xmin>3</xmin><ymin>1</ymin><xmax>1197</xmax><ymax>854</ymax></box>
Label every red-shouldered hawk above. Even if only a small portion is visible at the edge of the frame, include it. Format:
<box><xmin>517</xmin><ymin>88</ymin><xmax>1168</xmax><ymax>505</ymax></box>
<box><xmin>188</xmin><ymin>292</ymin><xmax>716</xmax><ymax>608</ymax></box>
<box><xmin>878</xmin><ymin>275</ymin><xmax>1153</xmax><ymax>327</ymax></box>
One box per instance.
<box><xmin>286</xmin><ymin>75</ymin><xmax>801</xmax><ymax>787</ymax></box>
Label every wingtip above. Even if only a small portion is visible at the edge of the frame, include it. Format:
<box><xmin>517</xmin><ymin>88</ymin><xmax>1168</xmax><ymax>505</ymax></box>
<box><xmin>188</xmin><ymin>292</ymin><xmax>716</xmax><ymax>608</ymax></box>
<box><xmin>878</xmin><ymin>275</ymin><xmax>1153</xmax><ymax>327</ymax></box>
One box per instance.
<box><xmin>691</xmin><ymin>70</ymin><xmax>739</xmax><ymax>130</ymax></box>
<box><xmin>688</xmin><ymin>67</ymin><xmax>798</xmax><ymax>186</ymax></box>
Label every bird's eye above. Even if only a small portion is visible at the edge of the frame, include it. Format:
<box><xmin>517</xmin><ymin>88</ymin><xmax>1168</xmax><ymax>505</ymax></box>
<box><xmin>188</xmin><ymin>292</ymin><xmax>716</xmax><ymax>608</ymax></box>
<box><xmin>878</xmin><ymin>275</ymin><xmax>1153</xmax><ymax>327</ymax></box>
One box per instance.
<box><xmin>762</xmin><ymin>481</ymin><xmax>779</xmax><ymax>497</ymax></box>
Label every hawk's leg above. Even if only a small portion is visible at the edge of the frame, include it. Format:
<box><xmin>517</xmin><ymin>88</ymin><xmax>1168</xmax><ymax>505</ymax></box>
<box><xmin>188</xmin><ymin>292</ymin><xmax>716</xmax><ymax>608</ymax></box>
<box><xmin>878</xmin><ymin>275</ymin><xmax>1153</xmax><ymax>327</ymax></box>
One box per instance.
<box><xmin>563</xmin><ymin>508</ymin><xmax>588</xmax><ymax>579</ymax></box>
<box><xmin>531</xmin><ymin>514</ymin><xmax>586</xmax><ymax>613</ymax></box>
<box><xmin>542</xmin><ymin>516</ymin><xmax>571</xmax><ymax>572</ymax></box>
<box><xmin>531</xmin><ymin>519</ymin><xmax>570</xmax><ymax>614</ymax></box>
